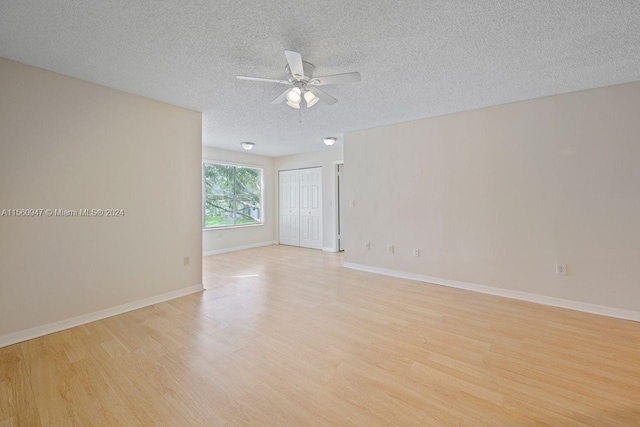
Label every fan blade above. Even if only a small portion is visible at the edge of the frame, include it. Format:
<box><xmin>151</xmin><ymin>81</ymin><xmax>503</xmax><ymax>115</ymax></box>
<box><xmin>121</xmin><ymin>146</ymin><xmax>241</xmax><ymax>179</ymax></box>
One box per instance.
<box><xmin>284</xmin><ymin>50</ymin><xmax>305</xmax><ymax>79</ymax></box>
<box><xmin>271</xmin><ymin>88</ymin><xmax>290</xmax><ymax>104</ymax></box>
<box><xmin>309</xmin><ymin>87</ymin><xmax>338</xmax><ymax>105</ymax></box>
<box><xmin>309</xmin><ymin>72</ymin><xmax>361</xmax><ymax>86</ymax></box>
<box><xmin>236</xmin><ymin>76</ymin><xmax>290</xmax><ymax>84</ymax></box>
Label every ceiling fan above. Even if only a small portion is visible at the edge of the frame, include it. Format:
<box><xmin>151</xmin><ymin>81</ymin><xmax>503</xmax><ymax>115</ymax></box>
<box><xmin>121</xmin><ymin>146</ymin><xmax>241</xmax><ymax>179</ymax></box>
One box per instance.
<box><xmin>236</xmin><ymin>50</ymin><xmax>361</xmax><ymax>110</ymax></box>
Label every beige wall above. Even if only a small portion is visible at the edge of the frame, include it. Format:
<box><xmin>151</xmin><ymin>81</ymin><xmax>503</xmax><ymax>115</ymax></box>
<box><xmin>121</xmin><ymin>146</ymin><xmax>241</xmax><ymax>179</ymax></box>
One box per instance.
<box><xmin>202</xmin><ymin>146</ymin><xmax>276</xmax><ymax>253</ymax></box>
<box><xmin>274</xmin><ymin>148</ymin><xmax>344</xmax><ymax>251</ymax></box>
<box><xmin>0</xmin><ymin>58</ymin><xmax>203</xmax><ymax>336</ymax></box>
<box><xmin>344</xmin><ymin>81</ymin><xmax>640</xmax><ymax>311</ymax></box>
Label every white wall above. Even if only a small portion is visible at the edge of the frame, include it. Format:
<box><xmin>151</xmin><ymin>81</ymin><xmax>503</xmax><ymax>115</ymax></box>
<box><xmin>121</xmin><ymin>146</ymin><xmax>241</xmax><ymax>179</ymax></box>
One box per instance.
<box><xmin>344</xmin><ymin>81</ymin><xmax>640</xmax><ymax>312</ymax></box>
<box><xmin>274</xmin><ymin>148</ymin><xmax>344</xmax><ymax>251</ymax></box>
<box><xmin>0</xmin><ymin>58</ymin><xmax>203</xmax><ymax>338</ymax></box>
<box><xmin>202</xmin><ymin>146</ymin><xmax>275</xmax><ymax>254</ymax></box>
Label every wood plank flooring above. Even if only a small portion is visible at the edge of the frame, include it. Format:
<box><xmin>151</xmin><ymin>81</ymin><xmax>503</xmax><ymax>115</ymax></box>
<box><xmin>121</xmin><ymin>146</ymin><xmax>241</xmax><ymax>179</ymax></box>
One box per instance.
<box><xmin>1</xmin><ymin>244</ymin><xmax>640</xmax><ymax>426</ymax></box>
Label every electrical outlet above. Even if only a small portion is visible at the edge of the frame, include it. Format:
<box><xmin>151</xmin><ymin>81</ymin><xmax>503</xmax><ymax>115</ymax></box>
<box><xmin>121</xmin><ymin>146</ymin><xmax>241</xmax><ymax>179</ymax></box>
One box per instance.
<box><xmin>387</xmin><ymin>245</ymin><xmax>394</xmax><ymax>254</ymax></box>
<box><xmin>365</xmin><ymin>242</ymin><xmax>371</xmax><ymax>250</ymax></box>
<box><xmin>184</xmin><ymin>256</ymin><xmax>190</xmax><ymax>267</ymax></box>
<box><xmin>413</xmin><ymin>249</ymin><xmax>420</xmax><ymax>257</ymax></box>
<box><xmin>556</xmin><ymin>263</ymin><xmax>567</xmax><ymax>275</ymax></box>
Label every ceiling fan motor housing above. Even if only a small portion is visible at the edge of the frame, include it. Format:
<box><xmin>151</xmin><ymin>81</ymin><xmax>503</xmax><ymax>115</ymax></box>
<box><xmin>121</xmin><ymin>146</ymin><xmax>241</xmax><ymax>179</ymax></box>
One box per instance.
<box><xmin>287</xmin><ymin>61</ymin><xmax>315</xmax><ymax>83</ymax></box>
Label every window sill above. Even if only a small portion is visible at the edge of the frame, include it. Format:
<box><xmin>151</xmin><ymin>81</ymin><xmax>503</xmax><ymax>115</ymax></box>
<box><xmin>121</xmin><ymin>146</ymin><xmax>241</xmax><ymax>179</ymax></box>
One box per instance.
<box><xmin>203</xmin><ymin>223</ymin><xmax>264</xmax><ymax>232</ymax></box>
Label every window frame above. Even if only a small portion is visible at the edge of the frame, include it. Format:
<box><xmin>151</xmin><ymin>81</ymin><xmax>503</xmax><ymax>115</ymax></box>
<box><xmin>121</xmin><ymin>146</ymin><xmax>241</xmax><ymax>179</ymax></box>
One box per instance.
<box><xmin>202</xmin><ymin>160</ymin><xmax>265</xmax><ymax>230</ymax></box>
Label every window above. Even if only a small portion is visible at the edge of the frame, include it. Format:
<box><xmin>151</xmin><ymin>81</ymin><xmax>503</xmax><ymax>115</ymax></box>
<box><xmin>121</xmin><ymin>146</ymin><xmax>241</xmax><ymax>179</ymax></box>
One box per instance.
<box><xmin>203</xmin><ymin>162</ymin><xmax>263</xmax><ymax>229</ymax></box>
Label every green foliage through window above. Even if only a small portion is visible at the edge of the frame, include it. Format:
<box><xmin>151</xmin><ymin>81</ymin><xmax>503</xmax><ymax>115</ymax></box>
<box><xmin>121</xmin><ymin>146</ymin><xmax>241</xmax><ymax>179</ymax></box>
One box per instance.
<box><xmin>203</xmin><ymin>163</ymin><xmax>262</xmax><ymax>228</ymax></box>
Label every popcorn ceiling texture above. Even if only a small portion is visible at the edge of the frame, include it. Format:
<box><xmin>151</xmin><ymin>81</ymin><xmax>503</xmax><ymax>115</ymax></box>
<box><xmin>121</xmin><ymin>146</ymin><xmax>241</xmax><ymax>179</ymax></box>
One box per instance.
<box><xmin>1</xmin><ymin>0</ymin><xmax>639</xmax><ymax>157</ymax></box>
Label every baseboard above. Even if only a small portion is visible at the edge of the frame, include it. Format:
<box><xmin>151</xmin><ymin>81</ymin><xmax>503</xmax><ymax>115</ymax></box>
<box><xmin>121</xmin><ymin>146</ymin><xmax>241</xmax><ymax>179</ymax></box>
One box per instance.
<box><xmin>322</xmin><ymin>247</ymin><xmax>337</xmax><ymax>253</ymax></box>
<box><xmin>0</xmin><ymin>284</ymin><xmax>204</xmax><ymax>348</ymax></box>
<box><xmin>203</xmin><ymin>240</ymin><xmax>278</xmax><ymax>256</ymax></box>
<box><xmin>343</xmin><ymin>262</ymin><xmax>640</xmax><ymax>322</ymax></box>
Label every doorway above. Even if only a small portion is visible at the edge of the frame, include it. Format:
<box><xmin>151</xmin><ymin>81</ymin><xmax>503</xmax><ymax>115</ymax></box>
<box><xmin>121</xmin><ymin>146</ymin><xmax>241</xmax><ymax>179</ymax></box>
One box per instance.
<box><xmin>336</xmin><ymin>163</ymin><xmax>345</xmax><ymax>252</ymax></box>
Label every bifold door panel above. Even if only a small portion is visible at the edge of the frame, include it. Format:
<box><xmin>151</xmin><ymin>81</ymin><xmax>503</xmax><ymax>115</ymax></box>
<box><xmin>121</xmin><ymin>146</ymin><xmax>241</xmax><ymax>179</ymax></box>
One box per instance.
<box><xmin>278</xmin><ymin>170</ymin><xmax>300</xmax><ymax>246</ymax></box>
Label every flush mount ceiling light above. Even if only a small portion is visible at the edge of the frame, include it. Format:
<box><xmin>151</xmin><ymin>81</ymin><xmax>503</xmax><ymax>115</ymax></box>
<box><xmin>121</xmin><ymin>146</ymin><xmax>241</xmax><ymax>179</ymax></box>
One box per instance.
<box><xmin>237</xmin><ymin>50</ymin><xmax>361</xmax><ymax>112</ymax></box>
<box><xmin>240</xmin><ymin>142</ymin><xmax>255</xmax><ymax>151</ymax></box>
<box><xmin>322</xmin><ymin>137</ymin><xmax>337</xmax><ymax>146</ymax></box>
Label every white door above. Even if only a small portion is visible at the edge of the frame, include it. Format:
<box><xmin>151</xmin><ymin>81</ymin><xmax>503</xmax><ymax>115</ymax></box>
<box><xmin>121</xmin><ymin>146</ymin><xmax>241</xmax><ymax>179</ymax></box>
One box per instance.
<box><xmin>279</xmin><ymin>170</ymin><xmax>300</xmax><ymax>246</ymax></box>
<box><xmin>299</xmin><ymin>167</ymin><xmax>322</xmax><ymax>249</ymax></box>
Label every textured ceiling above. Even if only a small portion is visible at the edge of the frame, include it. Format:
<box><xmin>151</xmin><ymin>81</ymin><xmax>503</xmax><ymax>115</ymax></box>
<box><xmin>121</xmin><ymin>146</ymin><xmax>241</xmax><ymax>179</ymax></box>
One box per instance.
<box><xmin>1</xmin><ymin>1</ymin><xmax>639</xmax><ymax>157</ymax></box>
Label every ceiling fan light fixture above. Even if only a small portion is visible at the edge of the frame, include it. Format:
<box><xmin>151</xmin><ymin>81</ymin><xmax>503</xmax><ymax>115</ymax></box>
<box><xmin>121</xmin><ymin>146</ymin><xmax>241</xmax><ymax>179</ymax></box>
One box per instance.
<box><xmin>236</xmin><ymin>50</ymin><xmax>361</xmax><ymax>113</ymax></box>
<box><xmin>240</xmin><ymin>141</ymin><xmax>255</xmax><ymax>151</ymax></box>
<box><xmin>322</xmin><ymin>137</ymin><xmax>337</xmax><ymax>146</ymax></box>
<box><xmin>286</xmin><ymin>87</ymin><xmax>302</xmax><ymax>104</ymax></box>
<box><xmin>304</xmin><ymin>90</ymin><xmax>319</xmax><ymax>108</ymax></box>
<box><xmin>286</xmin><ymin>100</ymin><xmax>300</xmax><ymax>109</ymax></box>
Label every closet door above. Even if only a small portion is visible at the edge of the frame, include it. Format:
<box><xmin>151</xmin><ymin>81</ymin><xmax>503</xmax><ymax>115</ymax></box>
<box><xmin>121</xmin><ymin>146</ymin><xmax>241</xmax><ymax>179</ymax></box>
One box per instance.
<box><xmin>279</xmin><ymin>170</ymin><xmax>300</xmax><ymax>246</ymax></box>
<box><xmin>299</xmin><ymin>167</ymin><xmax>322</xmax><ymax>249</ymax></box>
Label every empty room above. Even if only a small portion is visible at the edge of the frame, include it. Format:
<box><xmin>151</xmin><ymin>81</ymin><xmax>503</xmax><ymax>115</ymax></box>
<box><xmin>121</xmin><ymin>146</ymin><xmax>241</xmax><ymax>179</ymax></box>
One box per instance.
<box><xmin>1</xmin><ymin>1</ymin><xmax>640</xmax><ymax>425</ymax></box>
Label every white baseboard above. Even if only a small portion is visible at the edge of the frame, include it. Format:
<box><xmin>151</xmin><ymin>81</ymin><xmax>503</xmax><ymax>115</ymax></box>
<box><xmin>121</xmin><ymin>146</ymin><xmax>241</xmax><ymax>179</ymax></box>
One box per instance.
<box><xmin>322</xmin><ymin>247</ymin><xmax>337</xmax><ymax>253</ymax></box>
<box><xmin>0</xmin><ymin>284</ymin><xmax>204</xmax><ymax>348</ymax></box>
<box><xmin>343</xmin><ymin>262</ymin><xmax>640</xmax><ymax>322</ymax></box>
<box><xmin>203</xmin><ymin>241</ymin><xmax>278</xmax><ymax>256</ymax></box>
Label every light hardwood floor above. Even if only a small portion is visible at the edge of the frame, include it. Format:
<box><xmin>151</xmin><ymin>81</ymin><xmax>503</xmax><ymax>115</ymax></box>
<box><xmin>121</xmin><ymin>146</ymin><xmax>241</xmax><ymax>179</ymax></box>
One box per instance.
<box><xmin>2</xmin><ymin>245</ymin><xmax>640</xmax><ymax>426</ymax></box>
